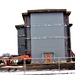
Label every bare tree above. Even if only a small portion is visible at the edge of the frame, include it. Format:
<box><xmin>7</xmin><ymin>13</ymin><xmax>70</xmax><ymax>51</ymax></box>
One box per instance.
<box><xmin>2</xmin><ymin>53</ymin><xmax>10</xmax><ymax>57</ymax></box>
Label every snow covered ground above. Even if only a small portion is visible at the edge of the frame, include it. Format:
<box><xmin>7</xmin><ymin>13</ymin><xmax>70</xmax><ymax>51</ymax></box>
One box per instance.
<box><xmin>0</xmin><ymin>70</ymin><xmax>75</xmax><ymax>75</ymax></box>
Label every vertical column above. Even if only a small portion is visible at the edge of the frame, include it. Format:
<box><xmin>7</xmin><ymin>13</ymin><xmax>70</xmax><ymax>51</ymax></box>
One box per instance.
<box><xmin>24</xmin><ymin>16</ymin><xmax>31</xmax><ymax>56</ymax></box>
<box><xmin>65</xmin><ymin>15</ymin><xmax>72</xmax><ymax>61</ymax></box>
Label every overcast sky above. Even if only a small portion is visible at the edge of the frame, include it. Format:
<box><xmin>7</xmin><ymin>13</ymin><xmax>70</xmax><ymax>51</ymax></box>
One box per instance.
<box><xmin>0</xmin><ymin>0</ymin><xmax>75</xmax><ymax>56</ymax></box>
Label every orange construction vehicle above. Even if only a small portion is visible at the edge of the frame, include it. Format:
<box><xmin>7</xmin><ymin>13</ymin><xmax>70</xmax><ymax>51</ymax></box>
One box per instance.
<box><xmin>0</xmin><ymin>55</ymin><xmax>31</xmax><ymax>66</ymax></box>
<box><xmin>12</xmin><ymin>55</ymin><xmax>31</xmax><ymax>65</ymax></box>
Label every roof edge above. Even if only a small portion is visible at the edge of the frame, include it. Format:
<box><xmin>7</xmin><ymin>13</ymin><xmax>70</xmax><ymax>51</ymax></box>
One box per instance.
<box><xmin>28</xmin><ymin>9</ymin><xmax>67</xmax><ymax>13</ymax></box>
<box><xmin>22</xmin><ymin>9</ymin><xmax>71</xmax><ymax>17</ymax></box>
<box><xmin>15</xmin><ymin>24</ymin><xmax>25</xmax><ymax>29</ymax></box>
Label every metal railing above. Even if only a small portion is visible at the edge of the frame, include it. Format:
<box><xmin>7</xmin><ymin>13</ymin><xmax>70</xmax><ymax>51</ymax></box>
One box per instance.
<box><xmin>0</xmin><ymin>57</ymin><xmax>75</xmax><ymax>75</ymax></box>
<box><xmin>23</xmin><ymin>57</ymin><xmax>75</xmax><ymax>75</ymax></box>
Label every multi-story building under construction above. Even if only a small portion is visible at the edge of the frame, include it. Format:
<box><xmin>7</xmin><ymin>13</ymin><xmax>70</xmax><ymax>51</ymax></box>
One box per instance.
<box><xmin>15</xmin><ymin>9</ymin><xmax>73</xmax><ymax>62</ymax></box>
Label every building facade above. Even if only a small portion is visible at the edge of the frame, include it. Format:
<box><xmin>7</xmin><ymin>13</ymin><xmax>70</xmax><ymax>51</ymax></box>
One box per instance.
<box><xmin>16</xmin><ymin>9</ymin><xmax>72</xmax><ymax>62</ymax></box>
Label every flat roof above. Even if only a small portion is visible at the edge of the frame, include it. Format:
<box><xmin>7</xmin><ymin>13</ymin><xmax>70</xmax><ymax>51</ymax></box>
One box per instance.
<box><xmin>22</xmin><ymin>9</ymin><xmax>71</xmax><ymax>17</ymax></box>
<box><xmin>15</xmin><ymin>24</ymin><xmax>24</xmax><ymax>29</ymax></box>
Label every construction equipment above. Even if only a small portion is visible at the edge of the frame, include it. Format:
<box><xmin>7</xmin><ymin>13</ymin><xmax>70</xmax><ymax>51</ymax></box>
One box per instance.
<box><xmin>0</xmin><ymin>55</ymin><xmax>31</xmax><ymax>66</ymax></box>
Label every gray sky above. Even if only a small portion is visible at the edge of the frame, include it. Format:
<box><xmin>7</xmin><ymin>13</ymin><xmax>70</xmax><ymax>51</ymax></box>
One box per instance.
<box><xmin>0</xmin><ymin>0</ymin><xmax>75</xmax><ymax>55</ymax></box>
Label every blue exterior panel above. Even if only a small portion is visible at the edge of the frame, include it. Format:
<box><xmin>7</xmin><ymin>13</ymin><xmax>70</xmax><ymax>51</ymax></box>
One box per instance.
<box><xmin>31</xmin><ymin>13</ymin><xmax>66</xmax><ymax>61</ymax></box>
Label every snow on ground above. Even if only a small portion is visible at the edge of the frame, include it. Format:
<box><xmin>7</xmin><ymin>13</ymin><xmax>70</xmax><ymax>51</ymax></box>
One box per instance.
<box><xmin>0</xmin><ymin>70</ymin><xmax>75</xmax><ymax>75</ymax></box>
